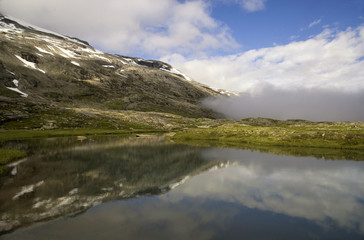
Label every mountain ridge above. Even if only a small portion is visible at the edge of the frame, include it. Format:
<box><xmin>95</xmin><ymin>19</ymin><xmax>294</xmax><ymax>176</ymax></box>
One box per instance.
<box><xmin>0</xmin><ymin>15</ymin><xmax>226</xmax><ymax>129</ymax></box>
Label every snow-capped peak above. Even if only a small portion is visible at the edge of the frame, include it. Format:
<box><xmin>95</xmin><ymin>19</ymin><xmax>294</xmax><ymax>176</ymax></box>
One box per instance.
<box><xmin>0</xmin><ymin>14</ymin><xmax>89</xmax><ymax>46</ymax></box>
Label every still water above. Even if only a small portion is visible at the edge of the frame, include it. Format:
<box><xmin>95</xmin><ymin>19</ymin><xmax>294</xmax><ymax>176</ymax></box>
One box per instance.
<box><xmin>0</xmin><ymin>135</ymin><xmax>363</xmax><ymax>239</ymax></box>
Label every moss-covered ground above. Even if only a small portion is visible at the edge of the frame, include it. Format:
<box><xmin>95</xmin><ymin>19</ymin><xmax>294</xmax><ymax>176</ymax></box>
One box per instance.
<box><xmin>171</xmin><ymin>121</ymin><xmax>364</xmax><ymax>150</ymax></box>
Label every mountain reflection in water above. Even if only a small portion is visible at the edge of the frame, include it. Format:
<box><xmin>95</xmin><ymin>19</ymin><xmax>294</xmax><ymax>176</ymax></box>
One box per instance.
<box><xmin>0</xmin><ymin>135</ymin><xmax>217</xmax><ymax>233</ymax></box>
<box><xmin>1</xmin><ymin>135</ymin><xmax>363</xmax><ymax>240</ymax></box>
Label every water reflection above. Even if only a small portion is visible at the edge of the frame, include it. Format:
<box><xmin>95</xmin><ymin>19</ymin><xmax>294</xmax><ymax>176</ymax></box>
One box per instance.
<box><xmin>1</xmin><ymin>136</ymin><xmax>364</xmax><ymax>239</ymax></box>
<box><xmin>175</xmin><ymin>149</ymin><xmax>364</xmax><ymax>235</ymax></box>
<box><xmin>0</xmin><ymin>135</ymin><xmax>217</xmax><ymax>233</ymax></box>
<box><xmin>185</xmin><ymin>140</ymin><xmax>364</xmax><ymax>161</ymax></box>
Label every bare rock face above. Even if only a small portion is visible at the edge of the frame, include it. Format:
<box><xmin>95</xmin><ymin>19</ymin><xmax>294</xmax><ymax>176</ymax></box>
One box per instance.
<box><xmin>0</xmin><ymin>15</ymin><xmax>223</xmax><ymax>127</ymax></box>
<box><xmin>20</xmin><ymin>52</ymin><xmax>38</xmax><ymax>64</ymax></box>
<box><xmin>135</xmin><ymin>59</ymin><xmax>171</xmax><ymax>69</ymax></box>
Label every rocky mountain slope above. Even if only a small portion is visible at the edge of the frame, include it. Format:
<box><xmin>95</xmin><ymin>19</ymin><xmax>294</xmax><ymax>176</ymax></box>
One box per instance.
<box><xmin>0</xmin><ymin>14</ymin><xmax>223</xmax><ymax>128</ymax></box>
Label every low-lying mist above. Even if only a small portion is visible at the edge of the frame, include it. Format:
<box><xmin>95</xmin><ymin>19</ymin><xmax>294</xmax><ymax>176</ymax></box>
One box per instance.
<box><xmin>203</xmin><ymin>87</ymin><xmax>364</xmax><ymax>122</ymax></box>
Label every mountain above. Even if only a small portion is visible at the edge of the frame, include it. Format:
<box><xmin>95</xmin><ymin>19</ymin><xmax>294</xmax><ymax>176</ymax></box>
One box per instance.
<box><xmin>0</xmin><ymin>14</ymin><xmax>223</xmax><ymax>129</ymax></box>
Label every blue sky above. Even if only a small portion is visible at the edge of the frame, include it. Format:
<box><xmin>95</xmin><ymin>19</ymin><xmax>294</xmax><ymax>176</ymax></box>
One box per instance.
<box><xmin>209</xmin><ymin>0</ymin><xmax>364</xmax><ymax>53</ymax></box>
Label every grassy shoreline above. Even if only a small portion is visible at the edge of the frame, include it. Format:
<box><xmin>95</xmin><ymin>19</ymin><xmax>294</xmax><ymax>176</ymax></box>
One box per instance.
<box><xmin>1</xmin><ymin>119</ymin><xmax>363</xmax><ymax>150</ymax></box>
<box><xmin>1</xmin><ymin>119</ymin><xmax>363</xmax><ymax>162</ymax></box>
<box><xmin>0</xmin><ymin>128</ymin><xmax>165</xmax><ymax>176</ymax></box>
<box><xmin>170</xmin><ymin>122</ymin><xmax>364</xmax><ymax>150</ymax></box>
<box><xmin>0</xmin><ymin>120</ymin><xmax>362</xmax><ymax>176</ymax></box>
<box><xmin>0</xmin><ymin>128</ymin><xmax>165</xmax><ymax>142</ymax></box>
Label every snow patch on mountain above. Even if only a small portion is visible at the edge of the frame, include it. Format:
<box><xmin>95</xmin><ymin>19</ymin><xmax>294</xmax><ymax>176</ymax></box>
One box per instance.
<box><xmin>35</xmin><ymin>46</ymin><xmax>54</xmax><ymax>56</ymax></box>
<box><xmin>12</xmin><ymin>79</ymin><xmax>19</xmax><ymax>87</ymax></box>
<box><xmin>161</xmin><ymin>68</ymin><xmax>191</xmax><ymax>81</ymax></box>
<box><xmin>78</xmin><ymin>47</ymin><xmax>103</xmax><ymax>55</ymax></box>
<box><xmin>8</xmin><ymin>79</ymin><xmax>27</xmax><ymax>98</ymax></box>
<box><xmin>15</xmin><ymin>55</ymin><xmax>45</xmax><ymax>74</ymax></box>
<box><xmin>118</xmin><ymin>59</ymin><xmax>127</xmax><ymax>65</ymax></box>
<box><xmin>71</xmin><ymin>61</ymin><xmax>80</xmax><ymax>66</ymax></box>
<box><xmin>55</xmin><ymin>46</ymin><xmax>77</xmax><ymax>58</ymax></box>
<box><xmin>0</xmin><ymin>21</ymin><xmax>23</xmax><ymax>34</ymax></box>
<box><xmin>89</xmin><ymin>54</ymin><xmax>111</xmax><ymax>62</ymax></box>
<box><xmin>6</xmin><ymin>87</ymin><xmax>28</xmax><ymax>98</ymax></box>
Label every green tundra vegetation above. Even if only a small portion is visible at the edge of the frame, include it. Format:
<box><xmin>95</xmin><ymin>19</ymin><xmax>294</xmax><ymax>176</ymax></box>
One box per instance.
<box><xmin>171</xmin><ymin>119</ymin><xmax>364</xmax><ymax>150</ymax></box>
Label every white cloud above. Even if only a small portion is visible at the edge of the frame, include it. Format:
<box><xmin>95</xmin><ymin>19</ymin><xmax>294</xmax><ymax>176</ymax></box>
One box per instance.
<box><xmin>308</xmin><ymin>18</ymin><xmax>322</xmax><ymax>28</ymax></box>
<box><xmin>0</xmin><ymin>0</ymin><xmax>238</xmax><ymax>57</ymax></box>
<box><xmin>164</xmin><ymin>26</ymin><xmax>364</xmax><ymax>93</ymax></box>
<box><xmin>163</xmin><ymin>26</ymin><xmax>364</xmax><ymax>121</ymax></box>
<box><xmin>172</xmin><ymin>149</ymin><xmax>364</xmax><ymax>234</ymax></box>
<box><xmin>202</xmin><ymin>87</ymin><xmax>364</xmax><ymax>121</ymax></box>
<box><xmin>238</xmin><ymin>0</ymin><xmax>266</xmax><ymax>12</ymax></box>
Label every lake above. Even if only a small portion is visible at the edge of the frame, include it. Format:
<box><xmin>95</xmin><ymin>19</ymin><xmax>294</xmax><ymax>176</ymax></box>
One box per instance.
<box><xmin>0</xmin><ymin>135</ymin><xmax>363</xmax><ymax>239</ymax></box>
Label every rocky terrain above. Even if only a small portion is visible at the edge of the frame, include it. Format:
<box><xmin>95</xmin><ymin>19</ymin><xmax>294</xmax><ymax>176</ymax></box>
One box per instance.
<box><xmin>0</xmin><ymin>14</ymin><xmax>223</xmax><ymax>130</ymax></box>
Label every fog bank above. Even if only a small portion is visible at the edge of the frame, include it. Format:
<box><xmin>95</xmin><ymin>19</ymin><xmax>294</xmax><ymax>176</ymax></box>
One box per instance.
<box><xmin>203</xmin><ymin>87</ymin><xmax>364</xmax><ymax>121</ymax></box>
